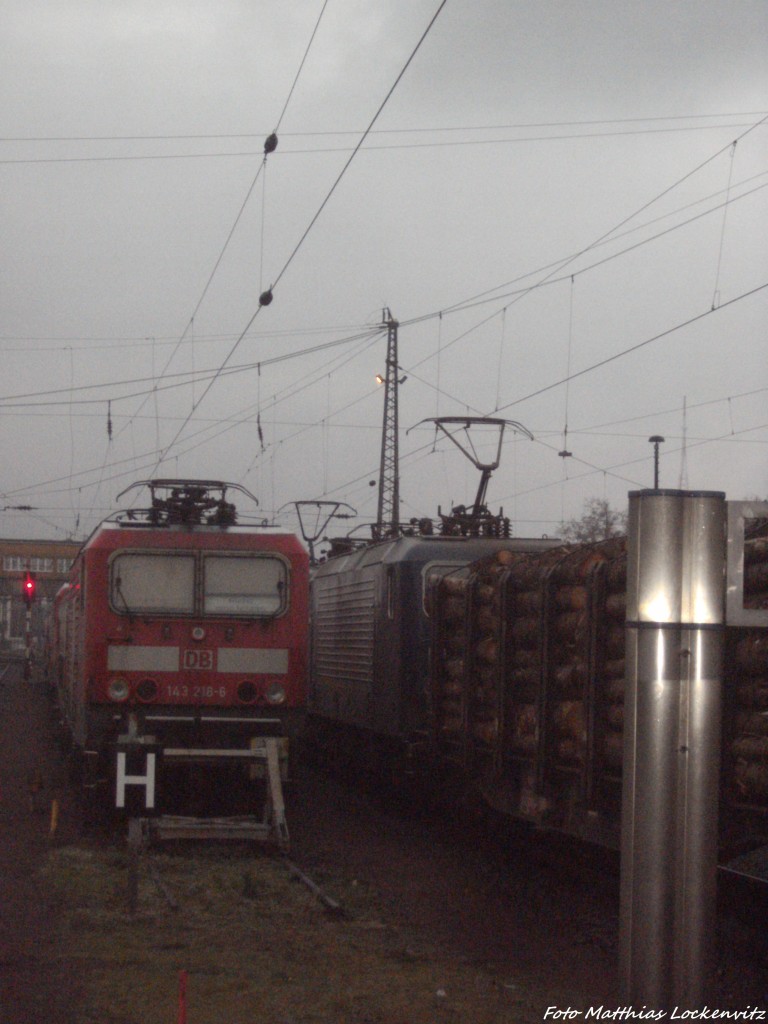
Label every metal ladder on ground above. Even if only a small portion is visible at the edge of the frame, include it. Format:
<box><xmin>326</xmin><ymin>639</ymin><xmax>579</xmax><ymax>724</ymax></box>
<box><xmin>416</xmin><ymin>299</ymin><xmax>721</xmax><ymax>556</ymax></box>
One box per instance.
<box><xmin>127</xmin><ymin>736</ymin><xmax>290</xmax><ymax>851</ymax></box>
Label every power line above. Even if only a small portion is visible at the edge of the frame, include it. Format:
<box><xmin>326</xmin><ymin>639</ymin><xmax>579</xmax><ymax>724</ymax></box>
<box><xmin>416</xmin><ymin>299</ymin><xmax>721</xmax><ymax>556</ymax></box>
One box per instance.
<box><xmin>403</xmin><ymin>176</ymin><xmax>768</xmax><ymax>334</ymax></box>
<box><xmin>148</xmin><ymin>0</ymin><xmax>449</xmax><ymax>476</ymax></box>
<box><xmin>311</xmin><ymin>288</ymin><xmax>768</xmax><ymax>518</ymax></box>
<box><xmin>5</xmin><ymin>111</ymin><xmax>765</xmax><ymax>142</ymax></box>
<box><xmin>5</xmin><ymin>123</ymin><xmax>765</xmax><ymax>165</ymax></box>
<box><xmin>495</xmin><ymin>420</ymin><xmax>768</xmax><ymax>510</ymax></box>
<box><xmin>448</xmin><ymin>114</ymin><xmax>768</xmax><ymax>320</ymax></box>
<box><xmin>0</xmin><ymin>322</ymin><xmax>368</xmax><ymax>349</ymax></box>
<box><xmin>494</xmin><ymin>283</ymin><xmax>768</xmax><ymax>415</ymax></box>
<box><xmin>559</xmin><ymin>385</ymin><xmax>768</xmax><ymax>436</ymax></box>
<box><xmin>0</xmin><ymin>326</ymin><xmax>381</xmax><ymax>408</ymax></box>
<box><xmin>387</xmin><ymin>115</ymin><xmax>768</xmax><ymax>398</ymax></box>
<box><xmin>273</xmin><ymin>0</ymin><xmax>330</xmax><ymax>133</ymax></box>
<box><xmin>117</xmin><ymin>0</ymin><xmax>331</xmax><ymax>447</ymax></box>
<box><xmin>0</xmin><ymin>329</ymin><xmax>383</xmax><ymax>505</ymax></box>
<box><xmin>7</xmin><ymin>286</ymin><xmax>763</xmax><ymax>515</ymax></box>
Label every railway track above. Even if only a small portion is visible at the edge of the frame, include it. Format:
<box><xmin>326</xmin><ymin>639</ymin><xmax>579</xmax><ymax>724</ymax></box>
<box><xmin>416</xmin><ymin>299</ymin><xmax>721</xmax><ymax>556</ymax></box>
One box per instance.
<box><xmin>2</xmin><ymin>656</ymin><xmax>767</xmax><ymax>1021</ymax></box>
<box><xmin>286</xmin><ymin>752</ymin><xmax>768</xmax><ymax>1009</ymax></box>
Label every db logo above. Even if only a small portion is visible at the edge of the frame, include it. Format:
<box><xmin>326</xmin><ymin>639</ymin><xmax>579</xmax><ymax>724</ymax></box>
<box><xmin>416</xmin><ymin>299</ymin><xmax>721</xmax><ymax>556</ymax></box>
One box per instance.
<box><xmin>183</xmin><ymin>649</ymin><xmax>215</xmax><ymax>670</ymax></box>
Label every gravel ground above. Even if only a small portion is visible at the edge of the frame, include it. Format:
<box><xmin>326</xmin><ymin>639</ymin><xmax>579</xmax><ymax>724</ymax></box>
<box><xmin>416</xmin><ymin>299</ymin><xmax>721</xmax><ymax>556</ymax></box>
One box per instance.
<box><xmin>288</xmin><ymin>766</ymin><xmax>621</xmax><ymax>1007</ymax></box>
<box><xmin>285</xmin><ymin>751</ymin><xmax>768</xmax><ymax>1014</ymax></box>
<box><xmin>1</xmin><ymin>660</ymin><xmax>766</xmax><ymax>1022</ymax></box>
<box><xmin>0</xmin><ymin>661</ymin><xmax>82</xmax><ymax>1024</ymax></box>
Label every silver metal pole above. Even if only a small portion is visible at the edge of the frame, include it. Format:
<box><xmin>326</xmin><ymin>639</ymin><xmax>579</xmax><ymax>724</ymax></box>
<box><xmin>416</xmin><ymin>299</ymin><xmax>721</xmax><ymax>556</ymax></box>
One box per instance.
<box><xmin>619</xmin><ymin>489</ymin><xmax>726</xmax><ymax>1011</ymax></box>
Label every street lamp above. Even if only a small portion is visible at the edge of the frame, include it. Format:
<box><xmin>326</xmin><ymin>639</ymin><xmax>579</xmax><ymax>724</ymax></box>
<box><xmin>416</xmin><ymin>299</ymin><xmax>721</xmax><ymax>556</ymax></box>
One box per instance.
<box><xmin>648</xmin><ymin>435</ymin><xmax>665</xmax><ymax>489</ymax></box>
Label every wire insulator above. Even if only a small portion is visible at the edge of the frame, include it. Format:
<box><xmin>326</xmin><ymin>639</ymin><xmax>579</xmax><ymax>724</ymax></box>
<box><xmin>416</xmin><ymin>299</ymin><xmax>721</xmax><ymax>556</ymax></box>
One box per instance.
<box><xmin>264</xmin><ymin>132</ymin><xmax>278</xmax><ymax>156</ymax></box>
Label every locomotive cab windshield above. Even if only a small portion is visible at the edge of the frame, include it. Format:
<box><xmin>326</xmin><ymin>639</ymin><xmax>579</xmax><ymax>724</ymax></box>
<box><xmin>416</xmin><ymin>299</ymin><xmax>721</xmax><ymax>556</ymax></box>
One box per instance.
<box><xmin>109</xmin><ymin>551</ymin><xmax>289</xmax><ymax>619</ymax></box>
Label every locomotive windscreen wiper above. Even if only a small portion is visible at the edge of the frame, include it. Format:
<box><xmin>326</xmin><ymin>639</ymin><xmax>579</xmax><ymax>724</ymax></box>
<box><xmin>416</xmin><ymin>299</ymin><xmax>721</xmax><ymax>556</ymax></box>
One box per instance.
<box><xmin>114</xmin><ymin>576</ymin><xmax>135</xmax><ymax>623</ymax></box>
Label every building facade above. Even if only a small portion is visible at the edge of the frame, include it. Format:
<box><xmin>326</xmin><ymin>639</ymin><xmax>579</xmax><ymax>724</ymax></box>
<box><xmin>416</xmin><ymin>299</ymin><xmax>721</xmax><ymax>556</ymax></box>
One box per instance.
<box><xmin>0</xmin><ymin>538</ymin><xmax>82</xmax><ymax>654</ymax></box>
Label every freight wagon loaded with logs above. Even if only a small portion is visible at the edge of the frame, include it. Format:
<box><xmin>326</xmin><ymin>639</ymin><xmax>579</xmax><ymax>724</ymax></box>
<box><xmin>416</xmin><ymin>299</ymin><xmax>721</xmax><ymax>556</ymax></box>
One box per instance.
<box><xmin>429</xmin><ymin>525</ymin><xmax>768</xmax><ymax>857</ymax></box>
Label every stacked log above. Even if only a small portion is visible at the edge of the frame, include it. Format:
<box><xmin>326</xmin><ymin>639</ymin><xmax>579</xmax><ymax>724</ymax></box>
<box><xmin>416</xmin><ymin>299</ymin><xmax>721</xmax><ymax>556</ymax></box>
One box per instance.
<box><xmin>430</xmin><ymin>526</ymin><xmax>768</xmax><ymax>828</ymax></box>
<box><xmin>503</xmin><ymin>547</ymin><xmax>569</xmax><ymax>761</ymax></box>
<box><xmin>545</xmin><ymin>545</ymin><xmax>610</xmax><ymax>767</ymax></box>
<box><xmin>745</xmin><ymin>535</ymin><xmax>768</xmax><ymax>609</ymax></box>
<box><xmin>432</xmin><ymin>572</ymin><xmax>470</xmax><ymax>740</ymax></box>
<box><xmin>432</xmin><ymin>538</ymin><xmax>631</xmax><ymax>775</ymax></box>
<box><xmin>431</xmin><ymin>549</ymin><xmax>527</xmax><ymax>749</ymax></box>
<box><xmin>600</xmin><ymin>541</ymin><xmax>627</xmax><ymax>772</ymax></box>
<box><xmin>463</xmin><ymin>549</ymin><xmax>544</xmax><ymax>750</ymax></box>
<box><xmin>466</xmin><ymin>556</ymin><xmax>504</xmax><ymax>747</ymax></box>
<box><xmin>729</xmin><ymin>533</ymin><xmax>768</xmax><ymax>803</ymax></box>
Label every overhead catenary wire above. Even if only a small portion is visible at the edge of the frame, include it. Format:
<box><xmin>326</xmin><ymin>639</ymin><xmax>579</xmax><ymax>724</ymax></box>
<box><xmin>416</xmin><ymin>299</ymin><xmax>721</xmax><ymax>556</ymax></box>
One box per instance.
<box><xmin>493</xmin><ymin>282</ymin><xmax>768</xmax><ymax>416</ymax></box>
<box><xmin>0</xmin><ymin>322</ymin><xmax>371</xmax><ymax>349</ymax></box>
<box><xmin>117</xmin><ymin>0</ymin><xmax>331</xmax><ymax>448</ymax></box>
<box><xmin>4</xmin><ymin>118</ymin><xmax>767</xmax><ymax>165</ymax></box>
<box><xmin>546</xmin><ymin>383</ymin><xmax>768</xmax><ymax>436</ymax></box>
<box><xmin>311</xmin><ymin>362</ymin><xmax>768</xmax><ymax>517</ymax></box>
<box><xmin>711</xmin><ymin>141</ymin><xmax>737</xmax><ymax>310</ymax></box>
<box><xmin>5</xmin><ymin>111</ymin><xmax>764</xmax><ymax>143</ymax></box>
<box><xmin>3</xmin><ymin>328</ymin><xmax>386</xmax><ymax>503</ymax></box>
<box><xmin>6</xmin><ymin>275</ymin><xmax>765</xmax><ymax>525</ymax></box>
<box><xmin>559</xmin><ymin>276</ymin><xmax>575</xmax><ymax>461</ymax></box>
<box><xmin>6</xmin><ymin>65</ymin><xmax>765</xmax><ymax>528</ymax></box>
<box><xmin>399</xmin><ymin>170</ymin><xmax>768</xmax><ymax>333</ymax></box>
<box><xmin>493</xmin><ymin>419</ymin><xmax>768</xmax><ymax>512</ymax></box>
<box><xmin>396</xmin><ymin>113</ymin><xmax>768</xmax><ymax>355</ymax></box>
<box><xmin>7</xmin><ymin>259</ymin><xmax>765</xmax><ymax>540</ymax></box>
<box><xmin>2</xmin><ymin>158</ymin><xmax>763</xmax><ymax>525</ymax></box>
<box><xmin>310</xmin><ymin>293</ymin><xmax>768</xmax><ymax>524</ymax></box>
<box><xmin>10</xmin><ymin>406</ymin><xmax>767</xmax><ymax>529</ymax></box>
<box><xmin>273</xmin><ymin>0</ymin><xmax>330</xmax><ymax>135</ymax></box>
<box><xmin>12</xmin><ymin>296</ymin><xmax>768</xmax><ymax>528</ymax></box>
<box><xmin>389</xmin><ymin>176</ymin><xmax>768</xmax><ymax>390</ymax></box>
<box><xmin>4</xmin><ymin>80</ymin><xmax>765</xmax><ymax>532</ymax></box>
<box><xmin>147</xmin><ymin>0</ymin><xmax>449</xmax><ymax>477</ymax></box>
<box><xmin>3</xmin><ymin>169</ymin><xmax>763</xmax><ymax>408</ymax></box>
<box><xmin>0</xmin><ymin>326</ymin><xmax>382</xmax><ymax>408</ymax></box>
<box><xmin>5</xmin><ymin>110</ymin><xmax>766</xmax><ymax>143</ymax></box>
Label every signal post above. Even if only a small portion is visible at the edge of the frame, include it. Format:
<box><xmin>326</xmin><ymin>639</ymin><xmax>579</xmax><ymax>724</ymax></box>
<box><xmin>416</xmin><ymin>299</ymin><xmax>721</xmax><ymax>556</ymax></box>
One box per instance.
<box><xmin>22</xmin><ymin>570</ymin><xmax>36</xmax><ymax>680</ymax></box>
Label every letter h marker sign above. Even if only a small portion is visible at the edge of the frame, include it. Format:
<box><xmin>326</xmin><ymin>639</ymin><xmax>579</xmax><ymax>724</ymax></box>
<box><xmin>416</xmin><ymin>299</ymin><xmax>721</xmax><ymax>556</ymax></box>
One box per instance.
<box><xmin>115</xmin><ymin>749</ymin><xmax>157</xmax><ymax>812</ymax></box>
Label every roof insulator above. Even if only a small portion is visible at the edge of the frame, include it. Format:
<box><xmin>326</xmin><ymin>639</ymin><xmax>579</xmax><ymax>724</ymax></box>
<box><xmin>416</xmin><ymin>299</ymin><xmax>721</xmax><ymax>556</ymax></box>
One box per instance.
<box><xmin>264</xmin><ymin>132</ymin><xmax>278</xmax><ymax>156</ymax></box>
<box><xmin>259</xmin><ymin>288</ymin><xmax>274</xmax><ymax>307</ymax></box>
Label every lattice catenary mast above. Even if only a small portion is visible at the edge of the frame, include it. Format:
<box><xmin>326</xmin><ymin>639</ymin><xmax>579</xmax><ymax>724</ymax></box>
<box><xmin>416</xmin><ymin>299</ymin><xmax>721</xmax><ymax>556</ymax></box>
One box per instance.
<box><xmin>374</xmin><ymin>308</ymin><xmax>401</xmax><ymax>540</ymax></box>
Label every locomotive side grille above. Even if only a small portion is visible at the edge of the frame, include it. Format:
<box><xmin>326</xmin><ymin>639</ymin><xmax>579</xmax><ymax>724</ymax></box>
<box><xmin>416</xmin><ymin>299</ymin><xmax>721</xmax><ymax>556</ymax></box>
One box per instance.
<box><xmin>313</xmin><ymin>575</ymin><xmax>375</xmax><ymax>686</ymax></box>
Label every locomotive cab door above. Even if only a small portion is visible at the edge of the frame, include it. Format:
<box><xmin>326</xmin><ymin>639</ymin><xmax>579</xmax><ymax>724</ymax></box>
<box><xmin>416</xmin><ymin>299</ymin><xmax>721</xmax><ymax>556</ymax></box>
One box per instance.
<box><xmin>371</xmin><ymin>563</ymin><xmax>403</xmax><ymax>737</ymax></box>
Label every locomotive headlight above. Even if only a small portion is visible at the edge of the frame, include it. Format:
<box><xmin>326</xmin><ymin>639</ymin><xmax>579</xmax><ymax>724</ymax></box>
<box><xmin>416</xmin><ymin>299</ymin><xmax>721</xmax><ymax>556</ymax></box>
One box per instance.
<box><xmin>108</xmin><ymin>677</ymin><xmax>130</xmax><ymax>702</ymax></box>
<box><xmin>265</xmin><ymin>682</ymin><xmax>286</xmax><ymax>705</ymax></box>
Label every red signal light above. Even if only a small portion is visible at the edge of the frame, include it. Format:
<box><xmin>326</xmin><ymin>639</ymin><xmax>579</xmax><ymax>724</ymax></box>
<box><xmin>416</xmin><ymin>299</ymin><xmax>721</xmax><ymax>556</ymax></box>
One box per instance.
<box><xmin>22</xmin><ymin>572</ymin><xmax>36</xmax><ymax>607</ymax></box>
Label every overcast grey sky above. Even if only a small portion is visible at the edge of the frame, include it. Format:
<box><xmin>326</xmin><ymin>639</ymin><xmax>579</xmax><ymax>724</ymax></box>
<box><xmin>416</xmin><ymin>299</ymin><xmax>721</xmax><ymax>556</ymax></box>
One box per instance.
<box><xmin>1</xmin><ymin>0</ymin><xmax>766</xmax><ymax>540</ymax></box>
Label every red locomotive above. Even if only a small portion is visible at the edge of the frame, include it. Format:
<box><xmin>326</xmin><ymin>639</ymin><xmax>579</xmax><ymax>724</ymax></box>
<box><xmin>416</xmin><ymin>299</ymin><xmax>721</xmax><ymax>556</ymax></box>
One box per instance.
<box><xmin>49</xmin><ymin>480</ymin><xmax>308</xmax><ymax>817</ymax></box>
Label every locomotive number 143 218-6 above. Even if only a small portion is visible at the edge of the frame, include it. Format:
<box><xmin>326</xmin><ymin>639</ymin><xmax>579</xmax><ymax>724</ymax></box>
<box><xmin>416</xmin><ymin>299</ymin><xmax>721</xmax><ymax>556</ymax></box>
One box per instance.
<box><xmin>164</xmin><ymin>683</ymin><xmax>227</xmax><ymax>700</ymax></box>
